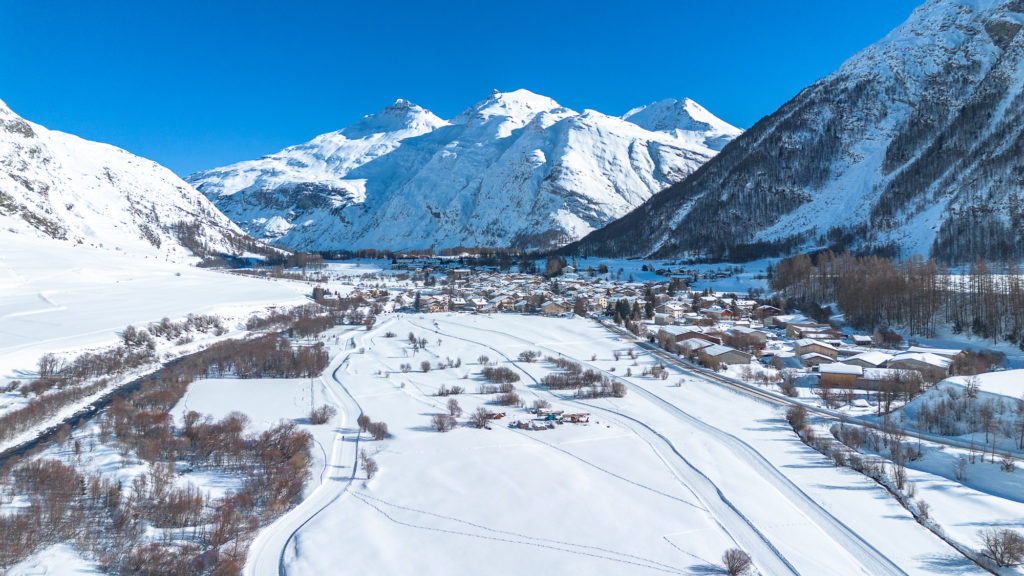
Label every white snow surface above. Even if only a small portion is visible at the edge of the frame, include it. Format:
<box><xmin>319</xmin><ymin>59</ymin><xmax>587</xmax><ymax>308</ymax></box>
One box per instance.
<box><xmin>0</xmin><ymin>232</ymin><xmax>307</xmax><ymax>383</ymax></box>
<box><xmin>241</xmin><ymin>313</ymin><xmax>986</xmax><ymax>576</ymax></box>
<box><xmin>188</xmin><ymin>89</ymin><xmax>741</xmax><ymax>251</ymax></box>
<box><xmin>0</xmin><ymin>98</ymin><xmax>251</xmax><ymax>262</ymax></box>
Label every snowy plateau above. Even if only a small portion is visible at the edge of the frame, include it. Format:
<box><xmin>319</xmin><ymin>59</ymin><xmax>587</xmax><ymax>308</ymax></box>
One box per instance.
<box><xmin>187</xmin><ymin>89</ymin><xmax>740</xmax><ymax>252</ymax></box>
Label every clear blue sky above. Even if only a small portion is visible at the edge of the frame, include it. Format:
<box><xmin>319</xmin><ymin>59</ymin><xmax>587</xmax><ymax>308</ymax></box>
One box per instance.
<box><xmin>0</xmin><ymin>0</ymin><xmax>921</xmax><ymax>176</ymax></box>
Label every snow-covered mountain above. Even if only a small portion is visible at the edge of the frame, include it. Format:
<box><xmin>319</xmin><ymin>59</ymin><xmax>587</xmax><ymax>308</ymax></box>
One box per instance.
<box><xmin>567</xmin><ymin>0</ymin><xmax>1024</xmax><ymax>264</ymax></box>
<box><xmin>0</xmin><ymin>98</ymin><xmax>271</xmax><ymax>263</ymax></box>
<box><xmin>188</xmin><ymin>89</ymin><xmax>740</xmax><ymax>251</ymax></box>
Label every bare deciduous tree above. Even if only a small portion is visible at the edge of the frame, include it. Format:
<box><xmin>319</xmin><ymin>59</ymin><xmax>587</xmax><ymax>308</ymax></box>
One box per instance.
<box><xmin>722</xmin><ymin>548</ymin><xmax>752</xmax><ymax>575</ymax></box>
<box><xmin>360</xmin><ymin>450</ymin><xmax>379</xmax><ymax>479</ymax></box>
<box><xmin>431</xmin><ymin>413</ymin><xmax>456</xmax><ymax>432</ymax></box>
<box><xmin>470</xmin><ymin>407</ymin><xmax>492</xmax><ymax>429</ymax></box>
<box><xmin>979</xmin><ymin>528</ymin><xmax>1024</xmax><ymax>567</ymax></box>
<box><xmin>368</xmin><ymin>421</ymin><xmax>388</xmax><ymax>441</ymax></box>
<box><xmin>310</xmin><ymin>404</ymin><xmax>337</xmax><ymax>425</ymax></box>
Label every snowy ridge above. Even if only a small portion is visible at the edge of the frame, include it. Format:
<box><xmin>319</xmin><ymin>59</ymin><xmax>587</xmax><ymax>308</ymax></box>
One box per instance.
<box><xmin>568</xmin><ymin>0</ymin><xmax>1024</xmax><ymax>263</ymax></box>
<box><xmin>188</xmin><ymin>89</ymin><xmax>740</xmax><ymax>251</ymax></box>
<box><xmin>0</xmin><ymin>98</ymin><xmax>263</xmax><ymax>263</ymax></box>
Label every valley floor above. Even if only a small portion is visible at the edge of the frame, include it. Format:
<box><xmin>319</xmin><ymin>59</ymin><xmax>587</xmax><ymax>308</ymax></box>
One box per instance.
<box><xmin>0</xmin><ymin>233</ymin><xmax>309</xmax><ymax>384</ymax></box>
<box><xmin>245</xmin><ymin>313</ymin><xmax>990</xmax><ymax>575</ymax></box>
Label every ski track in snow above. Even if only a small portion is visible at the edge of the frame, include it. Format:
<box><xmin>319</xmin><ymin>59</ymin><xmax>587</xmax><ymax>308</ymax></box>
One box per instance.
<box><xmin>411</xmin><ymin>316</ymin><xmax>910</xmax><ymax>576</ymax></box>
<box><xmin>243</xmin><ymin>325</ymin><xmax>378</xmax><ymax>576</ymax></box>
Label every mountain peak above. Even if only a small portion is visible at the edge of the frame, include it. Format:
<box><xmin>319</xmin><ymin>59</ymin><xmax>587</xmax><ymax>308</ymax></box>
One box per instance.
<box><xmin>341</xmin><ymin>99</ymin><xmax>446</xmax><ymax>139</ymax></box>
<box><xmin>453</xmin><ymin>89</ymin><xmax>567</xmax><ymax>131</ymax></box>
<box><xmin>190</xmin><ymin>89</ymin><xmax>739</xmax><ymax>252</ymax></box>
<box><xmin>622</xmin><ymin>98</ymin><xmax>740</xmax><ymax>137</ymax></box>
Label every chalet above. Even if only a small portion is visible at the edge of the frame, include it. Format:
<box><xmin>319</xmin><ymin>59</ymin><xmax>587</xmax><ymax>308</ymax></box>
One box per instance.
<box><xmin>422</xmin><ymin>298</ymin><xmax>448</xmax><ymax>313</ymax></box>
<box><xmin>541</xmin><ymin>301</ymin><xmax>568</xmax><ymax>316</ymax></box>
<box><xmin>850</xmin><ymin>334</ymin><xmax>874</xmax><ymax>347</ymax></box>
<box><xmin>794</xmin><ymin>339</ymin><xmax>838</xmax><ymax>360</ymax></box>
<box><xmin>801</xmin><ymin>352</ymin><xmax>835</xmax><ymax>367</ymax></box>
<box><xmin>679</xmin><ymin>337</ymin><xmax>716</xmax><ymax>354</ymax></box>
<box><xmin>654</xmin><ymin>313</ymin><xmax>674</xmax><ymax>326</ymax></box>
<box><xmin>818</xmin><ymin>363</ymin><xmax>862</xmax><ymax>388</ymax></box>
<box><xmin>733</xmin><ymin>299</ymin><xmax>758</xmax><ymax>314</ymax></box>
<box><xmin>786</xmin><ymin>323</ymin><xmax>833</xmax><ymax>339</ymax></box>
<box><xmin>729</xmin><ymin>326</ymin><xmax>768</xmax><ymax>346</ymax></box>
<box><xmin>488</xmin><ymin>295</ymin><xmax>514</xmax><ymax>311</ymax></box>
<box><xmin>754</xmin><ymin>305</ymin><xmax>782</xmax><ymax>321</ymax></box>
<box><xmin>658</xmin><ymin>326</ymin><xmax>722</xmax><ymax>345</ymax></box>
<box><xmin>702</xmin><ymin>344</ymin><xmax>752</xmax><ymax>366</ymax></box>
<box><xmin>857</xmin><ymin>368</ymin><xmax>923</xmax><ymax>391</ymax></box>
<box><xmin>887</xmin><ymin>352</ymin><xmax>951</xmax><ymax>379</ymax></box>
<box><xmin>842</xmin><ymin>351</ymin><xmax>893</xmax><ymax>369</ymax></box>
<box><xmin>906</xmin><ymin>346</ymin><xmax>963</xmax><ymax>359</ymax></box>
<box><xmin>655</xmin><ymin>302</ymin><xmax>687</xmax><ymax>318</ymax></box>
<box><xmin>701</xmin><ymin>306</ymin><xmax>733</xmax><ymax>320</ymax></box>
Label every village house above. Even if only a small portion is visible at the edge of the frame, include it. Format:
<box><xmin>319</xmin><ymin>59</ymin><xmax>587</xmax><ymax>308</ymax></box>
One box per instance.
<box><xmin>422</xmin><ymin>297</ymin><xmax>448</xmax><ymax>313</ymax></box>
<box><xmin>732</xmin><ymin>299</ymin><xmax>757</xmax><ymax>314</ymax></box>
<box><xmin>794</xmin><ymin>339</ymin><xmax>839</xmax><ymax>360</ymax></box>
<box><xmin>680</xmin><ymin>337</ymin><xmax>716</xmax><ymax>355</ymax></box>
<box><xmin>655</xmin><ymin>302</ymin><xmax>687</xmax><ymax>318</ymax></box>
<box><xmin>702</xmin><ymin>344</ymin><xmax>753</xmax><ymax>366</ymax></box>
<box><xmin>887</xmin><ymin>352</ymin><xmax>951</xmax><ymax>380</ymax></box>
<box><xmin>842</xmin><ymin>351</ymin><xmax>893</xmax><ymax>369</ymax></box>
<box><xmin>786</xmin><ymin>323</ymin><xmax>833</xmax><ymax>339</ymax></box>
<box><xmin>728</xmin><ymin>326</ymin><xmax>768</xmax><ymax>347</ymax></box>
<box><xmin>541</xmin><ymin>301</ymin><xmax>568</xmax><ymax>316</ymax></box>
<box><xmin>754</xmin><ymin>305</ymin><xmax>782</xmax><ymax>321</ymax></box>
<box><xmin>701</xmin><ymin>305</ymin><xmax>733</xmax><ymax>321</ymax></box>
<box><xmin>850</xmin><ymin>334</ymin><xmax>874</xmax><ymax>347</ymax></box>
<box><xmin>801</xmin><ymin>352</ymin><xmax>835</xmax><ymax>367</ymax></box>
<box><xmin>856</xmin><ymin>367</ymin><xmax>923</xmax><ymax>391</ymax></box>
<box><xmin>818</xmin><ymin>363</ymin><xmax>861</xmax><ymax>389</ymax></box>
<box><xmin>906</xmin><ymin>346</ymin><xmax>963</xmax><ymax>359</ymax></box>
<box><xmin>658</xmin><ymin>326</ymin><xmax>723</xmax><ymax>345</ymax></box>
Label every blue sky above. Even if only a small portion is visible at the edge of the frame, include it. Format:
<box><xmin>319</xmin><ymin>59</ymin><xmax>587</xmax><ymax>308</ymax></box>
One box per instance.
<box><xmin>0</xmin><ymin>0</ymin><xmax>921</xmax><ymax>176</ymax></box>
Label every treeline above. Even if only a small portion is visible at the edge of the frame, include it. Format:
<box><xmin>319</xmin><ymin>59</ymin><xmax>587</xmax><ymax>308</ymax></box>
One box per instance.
<box><xmin>194</xmin><ymin>335</ymin><xmax>328</xmax><ymax>379</ymax></box>
<box><xmin>174</xmin><ymin>221</ymin><xmax>311</xmax><ymax>269</ymax></box>
<box><xmin>771</xmin><ymin>251</ymin><xmax>1024</xmax><ymax>346</ymax></box>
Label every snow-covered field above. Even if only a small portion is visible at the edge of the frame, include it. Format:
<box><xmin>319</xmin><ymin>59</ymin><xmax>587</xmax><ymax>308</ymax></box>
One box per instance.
<box><xmin>231</xmin><ymin>313</ymin><xmax>993</xmax><ymax>575</ymax></box>
<box><xmin>0</xmin><ymin>233</ymin><xmax>308</xmax><ymax>381</ymax></box>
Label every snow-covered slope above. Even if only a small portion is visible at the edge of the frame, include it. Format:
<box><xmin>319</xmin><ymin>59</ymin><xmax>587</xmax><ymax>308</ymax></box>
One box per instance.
<box><xmin>568</xmin><ymin>0</ymin><xmax>1024</xmax><ymax>263</ymax></box>
<box><xmin>188</xmin><ymin>89</ymin><xmax>740</xmax><ymax>251</ymax></box>
<box><xmin>0</xmin><ymin>98</ymin><xmax>267</xmax><ymax>262</ymax></box>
